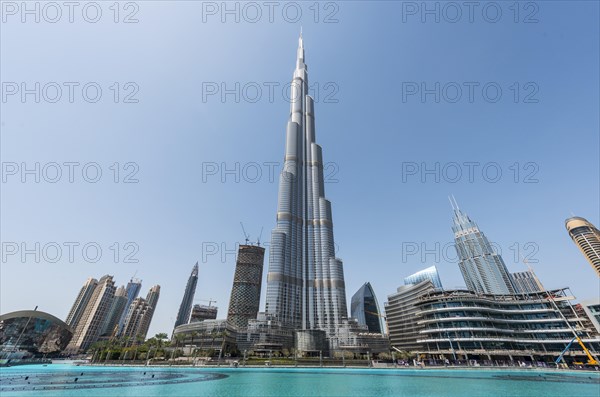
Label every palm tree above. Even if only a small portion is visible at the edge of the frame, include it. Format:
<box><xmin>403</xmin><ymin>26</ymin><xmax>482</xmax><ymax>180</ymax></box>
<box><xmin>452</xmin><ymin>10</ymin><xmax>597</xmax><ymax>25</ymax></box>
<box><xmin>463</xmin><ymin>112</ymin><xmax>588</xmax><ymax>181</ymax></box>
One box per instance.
<box><xmin>89</xmin><ymin>341</ymin><xmax>106</xmax><ymax>363</ymax></box>
<box><xmin>132</xmin><ymin>334</ymin><xmax>145</xmax><ymax>361</ymax></box>
<box><xmin>153</xmin><ymin>333</ymin><xmax>168</xmax><ymax>359</ymax></box>
<box><xmin>190</xmin><ymin>331</ymin><xmax>199</xmax><ymax>349</ymax></box>
<box><xmin>171</xmin><ymin>334</ymin><xmax>184</xmax><ymax>361</ymax></box>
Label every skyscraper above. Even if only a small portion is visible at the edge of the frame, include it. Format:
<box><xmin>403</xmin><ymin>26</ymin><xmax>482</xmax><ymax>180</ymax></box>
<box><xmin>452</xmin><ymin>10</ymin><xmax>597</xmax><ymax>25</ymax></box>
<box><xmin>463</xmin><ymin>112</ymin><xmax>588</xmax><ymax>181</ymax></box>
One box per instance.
<box><xmin>265</xmin><ymin>34</ymin><xmax>347</xmax><ymax>338</ymax></box>
<box><xmin>450</xmin><ymin>198</ymin><xmax>516</xmax><ymax>295</ymax></box>
<box><xmin>66</xmin><ymin>275</ymin><xmax>116</xmax><ymax>352</ymax></box>
<box><xmin>122</xmin><ymin>298</ymin><xmax>151</xmax><ymax>342</ymax></box>
<box><xmin>146</xmin><ymin>285</ymin><xmax>161</xmax><ymax>310</ymax></box>
<box><xmin>174</xmin><ymin>263</ymin><xmax>199</xmax><ymax>328</ymax></box>
<box><xmin>227</xmin><ymin>244</ymin><xmax>265</xmax><ymax>330</ymax></box>
<box><xmin>115</xmin><ymin>278</ymin><xmax>142</xmax><ymax>337</ymax></box>
<box><xmin>100</xmin><ymin>285</ymin><xmax>127</xmax><ymax>337</ymax></box>
<box><xmin>119</xmin><ymin>285</ymin><xmax>160</xmax><ymax>343</ymax></box>
<box><xmin>350</xmin><ymin>282</ymin><xmax>384</xmax><ymax>334</ymax></box>
<box><xmin>565</xmin><ymin>216</ymin><xmax>600</xmax><ymax>277</ymax></box>
<box><xmin>404</xmin><ymin>266</ymin><xmax>444</xmax><ymax>289</ymax></box>
<box><xmin>510</xmin><ymin>269</ymin><xmax>544</xmax><ymax>293</ymax></box>
<box><xmin>65</xmin><ymin>277</ymin><xmax>98</xmax><ymax>329</ymax></box>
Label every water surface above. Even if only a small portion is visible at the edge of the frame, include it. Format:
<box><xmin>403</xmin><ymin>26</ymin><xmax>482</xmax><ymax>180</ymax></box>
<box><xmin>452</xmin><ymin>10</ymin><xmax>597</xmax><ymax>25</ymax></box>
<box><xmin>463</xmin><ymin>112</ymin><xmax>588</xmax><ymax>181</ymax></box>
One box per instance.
<box><xmin>1</xmin><ymin>364</ymin><xmax>598</xmax><ymax>396</ymax></box>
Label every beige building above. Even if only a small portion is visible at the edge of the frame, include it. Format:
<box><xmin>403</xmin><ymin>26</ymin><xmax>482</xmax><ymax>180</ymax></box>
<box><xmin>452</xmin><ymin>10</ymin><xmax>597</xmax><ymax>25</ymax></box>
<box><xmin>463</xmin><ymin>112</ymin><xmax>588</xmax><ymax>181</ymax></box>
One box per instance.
<box><xmin>65</xmin><ymin>277</ymin><xmax>98</xmax><ymax>329</ymax></box>
<box><xmin>565</xmin><ymin>216</ymin><xmax>600</xmax><ymax>277</ymax></box>
<box><xmin>66</xmin><ymin>275</ymin><xmax>116</xmax><ymax>352</ymax></box>
<box><xmin>121</xmin><ymin>285</ymin><xmax>160</xmax><ymax>344</ymax></box>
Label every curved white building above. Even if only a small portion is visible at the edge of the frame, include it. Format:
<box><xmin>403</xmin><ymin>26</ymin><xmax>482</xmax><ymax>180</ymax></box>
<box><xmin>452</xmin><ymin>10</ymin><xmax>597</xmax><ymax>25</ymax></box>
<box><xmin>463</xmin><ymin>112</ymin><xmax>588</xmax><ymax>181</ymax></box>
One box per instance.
<box><xmin>565</xmin><ymin>216</ymin><xmax>600</xmax><ymax>277</ymax></box>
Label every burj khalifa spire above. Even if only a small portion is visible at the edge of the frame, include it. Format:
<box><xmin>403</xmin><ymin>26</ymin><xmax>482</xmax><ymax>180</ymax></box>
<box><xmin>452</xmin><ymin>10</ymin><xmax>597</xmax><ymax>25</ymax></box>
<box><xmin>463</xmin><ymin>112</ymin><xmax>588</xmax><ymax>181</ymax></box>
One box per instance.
<box><xmin>265</xmin><ymin>34</ymin><xmax>347</xmax><ymax>337</ymax></box>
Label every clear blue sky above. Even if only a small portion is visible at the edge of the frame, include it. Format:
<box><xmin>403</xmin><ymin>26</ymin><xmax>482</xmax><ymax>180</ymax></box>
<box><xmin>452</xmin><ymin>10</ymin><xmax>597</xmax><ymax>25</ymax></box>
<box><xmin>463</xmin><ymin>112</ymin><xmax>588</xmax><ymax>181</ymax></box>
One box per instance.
<box><xmin>1</xmin><ymin>1</ymin><xmax>599</xmax><ymax>337</ymax></box>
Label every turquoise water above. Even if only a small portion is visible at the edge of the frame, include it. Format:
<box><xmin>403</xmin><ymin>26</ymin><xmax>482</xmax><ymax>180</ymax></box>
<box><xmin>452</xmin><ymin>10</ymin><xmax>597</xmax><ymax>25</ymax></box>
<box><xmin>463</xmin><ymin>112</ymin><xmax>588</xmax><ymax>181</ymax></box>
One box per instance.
<box><xmin>1</xmin><ymin>365</ymin><xmax>598</xmax><ymax>396</ymax></box>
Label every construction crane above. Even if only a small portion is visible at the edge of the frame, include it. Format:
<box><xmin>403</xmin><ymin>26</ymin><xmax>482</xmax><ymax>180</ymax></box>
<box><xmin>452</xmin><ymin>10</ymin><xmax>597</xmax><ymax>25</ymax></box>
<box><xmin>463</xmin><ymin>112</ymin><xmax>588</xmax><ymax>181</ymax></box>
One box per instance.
<box><xmin>520</xmin><ymin>255</ymin><xmax>599</xmax><ymax>367</ymax></box>
<box><xmin>195</xmin><ymin>299</ymin><xmax>217</xmax><ymax>307</ymax></box>
<box><xmin>544</xmin><ymin>291</ymin><xmax>598</xmax><ymax>366</ymax></box>
<box><xmin>257</xmin><ymin>227</ymin><xmax>264</xmax><ymax>247</ymax></box>
<box><xmin>240</xmin><ymin>222</ymin><xmax>250</xmax><ymax>245</ymax></box>
<box><xmin>555</xmin><ymin>336</ymin><xmax>599</xmax><ymax>367</ymax></box>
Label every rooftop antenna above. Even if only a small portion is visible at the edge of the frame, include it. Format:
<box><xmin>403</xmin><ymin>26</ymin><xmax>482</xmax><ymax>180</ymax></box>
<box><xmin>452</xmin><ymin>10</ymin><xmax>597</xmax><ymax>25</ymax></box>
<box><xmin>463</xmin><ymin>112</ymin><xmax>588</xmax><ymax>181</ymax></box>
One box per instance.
<box><xmin>451</xmin><ymin>194</ymin><xmax>460</xmax><ymax>210</ymax></box>
<box><xmin>240</xmin><ymin>222</ymin><xmax>250</xmax><ymax>245</ymax></box>
<box><xmin>448</xmin><ymin>195</ymin><xmax>455</xmax><ymax>210</ymax></box>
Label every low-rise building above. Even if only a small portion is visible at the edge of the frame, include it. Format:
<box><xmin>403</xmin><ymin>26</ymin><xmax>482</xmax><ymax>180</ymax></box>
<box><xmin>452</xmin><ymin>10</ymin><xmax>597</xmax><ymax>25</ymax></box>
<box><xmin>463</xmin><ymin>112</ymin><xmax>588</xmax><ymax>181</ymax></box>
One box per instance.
<box><xmin>172</xmin><ymin>319</ymin><xmax>237</xmax><ymax>356</ymax></box>
<box><xmin>0</xmin><ymin>310</ymin><xmax>73</xmax><ymax>359</ymax></box>
<box><xmin>414</xmin><ymin>288</ymin><xmax>600</xmax><ymax>363</ymax></box>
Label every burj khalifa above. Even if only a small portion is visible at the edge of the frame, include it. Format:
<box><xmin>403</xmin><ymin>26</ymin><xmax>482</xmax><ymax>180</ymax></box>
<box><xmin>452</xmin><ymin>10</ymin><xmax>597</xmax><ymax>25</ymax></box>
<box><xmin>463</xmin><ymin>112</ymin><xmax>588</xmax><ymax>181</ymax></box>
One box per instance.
<box><xmin>265</xmin><ymin>34</ymin><xmax>347</xmax><ymax>338</ymax></box>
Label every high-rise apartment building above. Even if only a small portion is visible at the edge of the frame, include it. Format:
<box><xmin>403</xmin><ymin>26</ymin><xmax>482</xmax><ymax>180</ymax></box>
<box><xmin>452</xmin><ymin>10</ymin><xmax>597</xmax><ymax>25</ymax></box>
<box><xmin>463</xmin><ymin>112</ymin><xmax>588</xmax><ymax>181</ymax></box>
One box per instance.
<box><xmin>265</xmin><ymin>34</ymin><xmax>347</xmax><ymax>339</ymax></box>
<box><xmin>174</xmin><ymin>263</ymin><xmax>199</xmax><ymax>329</ymax></box>
<box><xmin>227</xmin><ymin>244</ymin><xmax>265</xmax><ymax>330</ymax></box>
<box><xmin>451</xmin><ymin>199</ymin><xmax>516</xmax><ymax>294</ymax></box>
<box><xmin>65</xmin><ymin>277</ymin><xmax>98</xmax><ymax>329</ymax></box>
<box><xmin>565</xmin><ymin>216</ymin><xmax>600</xmax><ymax>277</ymax></box>
<box><xmin>404</xmin><ymin>266</ymin><xmax>443</xmax><ymax>289</ymax></box>
<box><xmin>121</xmin><ymin>285</ymin><xmax>160</xmax><ymax>343</ymax></box>
<box><xmin>100</xmin><ymin>285</ymin><xmax>127</xmax><ymax>337</ymax></box>
<box><xmin>146</xmin><ymin>285</ymin><xmax>161</xmax><ymax>310</ymax></box>
<box><xmin>115</xmin><ymin>278</ymin><xmax>142</xmax><ymax>337</ymax></box>
<box><xmin>350</xmin><ymin>282</ymin><xmax>384</xmax><ymax>334</ymax></box>
<box><xmin>510</xmin><ymin>270</ymin><xmax>544</xmax><ymax>294</ymax></box>
<box><xmin>66</xmin><ymin>275</ymin><xmax>116</xmax><ymax>352</ymax></box>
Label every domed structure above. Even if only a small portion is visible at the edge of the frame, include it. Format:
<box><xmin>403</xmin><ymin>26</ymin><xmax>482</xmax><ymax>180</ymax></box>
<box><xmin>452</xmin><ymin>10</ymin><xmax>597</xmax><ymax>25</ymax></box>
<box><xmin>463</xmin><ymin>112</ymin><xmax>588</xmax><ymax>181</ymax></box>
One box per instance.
<box><xmin>0</xmin><ymin>310</ymin><xmax>73</xmax><ymax>359</ymax></box>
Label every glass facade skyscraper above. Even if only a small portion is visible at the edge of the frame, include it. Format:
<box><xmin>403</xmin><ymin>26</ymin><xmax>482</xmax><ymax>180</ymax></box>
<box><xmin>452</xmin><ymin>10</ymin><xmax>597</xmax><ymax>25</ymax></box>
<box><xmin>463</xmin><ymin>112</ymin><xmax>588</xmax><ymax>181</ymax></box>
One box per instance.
<box><xmin>174</xmin><ymin>263</ymin><xmax>199</xmax><ymax>329</ymax></box>
<box><xmin>350</xmin><ymin>282</ymin><xmax>384</xmax><ymax>334</ymax></box>
<box><xmin>115</xmin><ymin>278</ymin><xmax>142</xmax><ymax>337</ymax></box>
<box><xmin>265</xmin><ymin>34</ymin><xmax>347</xmax><ymax>337</ymax></box>
<box><xmin>404</xmin><ymin>266</ymin><xmax>443</xmax><ymax>289</ymax></box>
<box><xmin>451</xmin><ymin>199</ymin><xmax>516</xmax><ymax>295</ymax></box>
